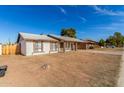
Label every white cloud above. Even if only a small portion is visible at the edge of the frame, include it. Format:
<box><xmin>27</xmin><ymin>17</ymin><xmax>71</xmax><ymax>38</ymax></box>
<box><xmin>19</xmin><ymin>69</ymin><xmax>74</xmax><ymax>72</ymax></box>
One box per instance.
<box><xmin>79</xmin><ymin>16</ymin><xmax>86</xmax><ymax>21</ymax></box>
<box><xmin>57</xmin><ymin>6</ymin><xmax>67</xmax><ymax>15</ymax></box>
<box><xmin>92</xmin><ymin>5</ymin><xmax>124</xmax><ymax>16</ymax></box>
<box><xmin>88</xmin><ymin>20</ymin><xmax>124</xmax><ymax>32</ymax></box>
<box><xmin>79</xmin><ymin>16</ymin><xmax>87</xmax><ymax>23</ymax></box>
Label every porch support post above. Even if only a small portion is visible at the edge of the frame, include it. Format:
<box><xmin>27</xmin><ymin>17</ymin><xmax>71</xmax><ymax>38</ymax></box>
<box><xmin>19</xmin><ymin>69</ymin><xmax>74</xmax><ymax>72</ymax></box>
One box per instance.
<box><xmin>58</xmin><ymin>42</ymin><xmax>60</xmax><ymax>52</ymax></box>
<box><xmin>63</xmin><ymin>42</ymin><xmax>66</xmax><ymax>52</ymax></box>
<box><xmin>75</xmin><ymin>42</ymin><xmax>77</xmax><ymax>51</ymax></box>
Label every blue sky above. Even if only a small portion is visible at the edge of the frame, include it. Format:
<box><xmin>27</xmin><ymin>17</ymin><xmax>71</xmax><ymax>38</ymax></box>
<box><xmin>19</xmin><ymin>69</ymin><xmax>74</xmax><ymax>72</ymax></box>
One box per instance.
<box><xmin>0</xmin><ymin>5</ymin><xmax>124</xmax><ymax>43</ymax></box>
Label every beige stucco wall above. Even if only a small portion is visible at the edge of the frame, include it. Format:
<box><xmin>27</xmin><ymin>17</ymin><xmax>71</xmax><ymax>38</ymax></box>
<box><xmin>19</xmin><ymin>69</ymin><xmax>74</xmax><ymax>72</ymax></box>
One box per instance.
<box><xmin>20</xmin><ymin>40</ymin><xmax>33</xmax><ymax>56</ymax></box>
<box><xmin>20</xmin><ymin>41</ymin><xmax>59</xmax><ymax>56</ymax></box>
<box><xmin>65</xmin><ymin>49</ymin><xmax>71</xmax><ymax>52</ymax></box>
<box><xmin>0</xmin><ymin>44</ymin><xmax>2</xmax><ymax>55</ymax></box>
<box><xmin>33</xmin><ymin>42</ymin><xmax>50</xmax><ymax>55</ymax></box>
<box><xmin>26</xmin><ymin>41</ymin><xmax>34</xmax><ymax>56</ymax></box>
<box><xmin>33</xmin><ymin>42</ymin><xmax>59</xmax><ymax>55</ymax></box>
<box><xmin>20</xmin><ymin>40</ymin><xmax>27</xmax><ymax>56</ymax></box>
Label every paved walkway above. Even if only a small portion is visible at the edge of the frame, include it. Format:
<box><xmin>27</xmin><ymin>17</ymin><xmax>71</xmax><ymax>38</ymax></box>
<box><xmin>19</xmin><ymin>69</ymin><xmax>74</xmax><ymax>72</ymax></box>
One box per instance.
<box><xmin>117</xmin><ymin>49</ymin><xmax>124</xmax><ymax>87</ymax></box>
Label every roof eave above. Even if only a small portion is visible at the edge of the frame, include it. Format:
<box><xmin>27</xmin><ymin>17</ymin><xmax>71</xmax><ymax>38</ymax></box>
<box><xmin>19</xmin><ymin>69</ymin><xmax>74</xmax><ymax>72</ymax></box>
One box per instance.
<box><xmin>24</xmin><ymin>38</ymin><xmax>59</xmax><ymax>42</ymax></box>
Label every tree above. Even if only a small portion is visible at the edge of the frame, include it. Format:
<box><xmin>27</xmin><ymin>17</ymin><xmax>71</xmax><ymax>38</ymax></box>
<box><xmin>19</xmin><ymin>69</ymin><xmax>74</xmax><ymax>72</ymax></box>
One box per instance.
<box><xmin>106</xmin><ymin>36</ymin><xmax>117</xmax><ymax>46</ymax></box>
<box><xmin>61</xmin><ymin>28</ymin><xmax>76</xmax><ymax>38</ymax></box>
<box><xmin>105</xmin><ymin>32</ymin><xmax>124</xmax><ymax>47</ymax></box>
<box><xmin>120</xmin><ymin>36</ymin><xmax>124</xmax><ymax>47</ymax></box>
<box><xmin>99</xmin><ymin>39</ymin><xmax>105</xmax><ymax>46</ymax></box>
<box><xmin>113</xmin><ymin>32</ymin><xmax>123</xmax><ymax>47</ymax></box>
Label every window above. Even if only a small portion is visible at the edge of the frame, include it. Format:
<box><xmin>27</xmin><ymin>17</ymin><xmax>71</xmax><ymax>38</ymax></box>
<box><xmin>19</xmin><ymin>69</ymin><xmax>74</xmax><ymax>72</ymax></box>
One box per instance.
<box><xmin>50</xmin><ymin>43</ymin><xmax>58</xmax><ymax>51</ymax></box>
<box><xmin>65</xmin><ymin>42</ymin><xmax>71</xmax><ymax>49</ymax></box>
<box><xmin>34</xmin><ymin>42</ymin><xmax>43</xmax><ymax>52</ymax></box>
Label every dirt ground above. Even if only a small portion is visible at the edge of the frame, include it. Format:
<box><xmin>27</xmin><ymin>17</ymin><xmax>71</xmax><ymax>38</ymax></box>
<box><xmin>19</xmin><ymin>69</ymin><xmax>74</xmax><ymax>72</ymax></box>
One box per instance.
<box><xmin>94</xmin><ymin>48</ymin><xmax>124</xmax><ymax>52</ymax></box>
<box><xmin>0</xmin><ymin>51</ymin><xmax>121</xmax><ymax>87</ymax></box>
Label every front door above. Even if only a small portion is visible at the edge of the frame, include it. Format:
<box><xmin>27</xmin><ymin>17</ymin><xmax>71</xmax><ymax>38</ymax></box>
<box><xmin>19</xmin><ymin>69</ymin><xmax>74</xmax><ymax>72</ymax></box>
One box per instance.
<box><xmin>71</xmin><ymin>43</ymin><xmax>76</xmax><ymax>51</ymax></box>
<box><xmin>71</xmin><ymin>43</ymin><xmax>74</xmax><ymax>50</ymax></box>
<box><xmin>60</xmin><ymin>42</ymin><xmax>64</xmax><ymax>52</ymax></box>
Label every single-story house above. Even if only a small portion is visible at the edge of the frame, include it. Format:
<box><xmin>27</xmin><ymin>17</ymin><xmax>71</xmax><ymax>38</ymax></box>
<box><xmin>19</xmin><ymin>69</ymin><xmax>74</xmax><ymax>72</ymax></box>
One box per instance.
<box><xmin>0</xmin><ymin>43</ymin><xmax>2</xmax><ymax>55</ymax></box>
<box><xmin>17</xmin><ymin>32</ymin><xmax>59</xmax><ymax>56</ymax></box>
<box><xmin>48</xmin><ymin>34</ymin><xmax>83</xmax><ymax>52</ymax></box>
<box><xmin>78</xmin><ymin>39</ymin><xmax>98</xmax><ymax>49</ymax></box>
<box><xmin>17</xmin><ymin>32</ymin><xmax>83</xmax><ymax>56</ymax></box>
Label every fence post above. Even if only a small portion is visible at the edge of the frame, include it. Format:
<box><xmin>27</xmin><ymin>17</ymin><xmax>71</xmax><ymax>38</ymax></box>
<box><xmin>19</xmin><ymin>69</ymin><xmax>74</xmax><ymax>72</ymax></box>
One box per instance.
<box><xmin>0</xmin><ymin>43</ymin><xmax>2</xmax><ymax>55</ymax></box>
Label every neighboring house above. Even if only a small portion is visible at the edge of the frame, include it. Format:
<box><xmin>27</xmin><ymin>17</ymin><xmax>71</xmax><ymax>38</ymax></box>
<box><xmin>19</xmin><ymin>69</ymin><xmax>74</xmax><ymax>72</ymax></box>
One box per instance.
<box><xmin>0</xmin><ymin>43</ymin><xmax>2</xmax><ymax>55</ymax></box>
<box><xmin>17</xmin><ymin>32</ymin><xmax>83</xmax><ymax>56</ymax></box>
<box><xmin>78</xmin><ymin>39</ymin><xmax>98</xmax><ymax>49</ymax></box>
<box><xmin>48</xmin><ymin>34</ymin><xmax>83</xmax><ymax>52</ymax></box>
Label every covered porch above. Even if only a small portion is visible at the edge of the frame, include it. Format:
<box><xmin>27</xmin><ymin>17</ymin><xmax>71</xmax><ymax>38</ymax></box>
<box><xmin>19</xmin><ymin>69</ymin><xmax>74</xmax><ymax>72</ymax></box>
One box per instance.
<box><xmin>59</xmin><ymin>41</ymin><xmax>78</xmax><ymax>52</ymax></box>
<box><xmin>48</xmin><ymin>34</ymin><xmax>82</xmax><ymax>53</ymax></box>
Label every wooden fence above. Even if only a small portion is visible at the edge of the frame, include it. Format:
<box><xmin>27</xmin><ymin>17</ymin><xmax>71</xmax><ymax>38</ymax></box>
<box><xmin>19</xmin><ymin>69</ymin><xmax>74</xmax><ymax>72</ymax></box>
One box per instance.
<box><xmin>2</xmin><ymin>44</ymin><xmax>21</xmax><ymax>55</ymax></box>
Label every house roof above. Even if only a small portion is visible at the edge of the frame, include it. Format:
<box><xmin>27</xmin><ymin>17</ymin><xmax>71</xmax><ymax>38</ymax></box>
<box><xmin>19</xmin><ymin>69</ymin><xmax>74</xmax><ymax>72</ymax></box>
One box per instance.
<box><xmin>17</xmin><ymin>32</ymin><xmax>58</xmax><ymax>42</ymax></box>
<box><xmin>48</xmin><ymin>34</ymin><xmax>83</xmax><ymax>42</ymax></box>
<box><xmin>82</xmin><ymin>39</ymin><xmax>97</xmax><ymax>44</ymax></box>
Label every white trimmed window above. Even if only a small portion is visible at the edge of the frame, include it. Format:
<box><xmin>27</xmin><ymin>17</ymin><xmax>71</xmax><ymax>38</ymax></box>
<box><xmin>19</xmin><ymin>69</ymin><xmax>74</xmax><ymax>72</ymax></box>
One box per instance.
<box><xmin>50</xmin><ymin>43</ymin><xmax>58</xmax><ymax>51</ymax></box>
<box><xmin>66</xmin><ymin>42</ymin><xmax>71</xmax><ymax>49</ymax></box>
<box><xmin>34</xmin><ymin>42</ymin><xmax>43</xmax><ymax>52</ymax></box>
